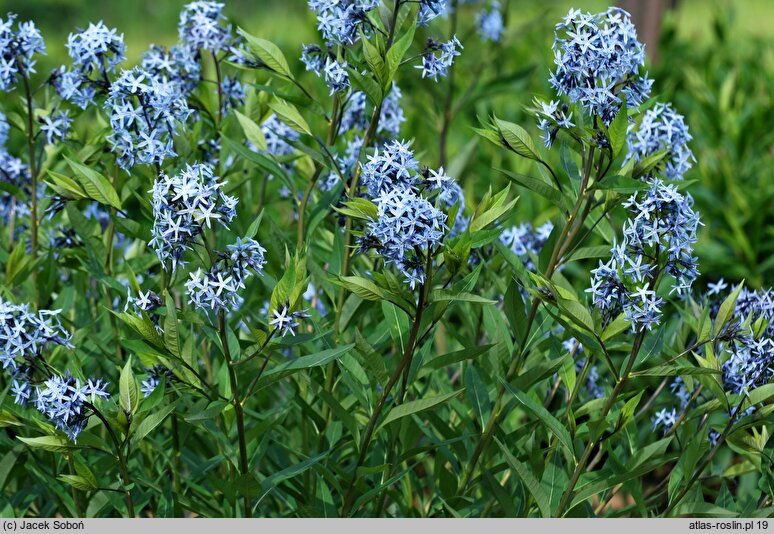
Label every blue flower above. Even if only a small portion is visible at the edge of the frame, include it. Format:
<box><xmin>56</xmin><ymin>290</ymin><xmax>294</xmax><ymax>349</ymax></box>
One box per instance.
<box><xmin>39</xmin><ymin>111</ymin><xmax>72</xmax><ymax>145</ymax></box>
<box><xmin>34</xmin><ymin>371</ymin><xmax>109</xmax><ymax>442</ymax></box>
<box><xmin>627</xmin><ymin>102</ymin><xmax>695</xmax><ymax>181</ymax></box>
<box><xmin>588</xmin><ymin>179</ymin><xmax>701</xmax><ymax>330</ymax></box>
<box><xmin>0</xmin><ymin>299</ymin><xmax>73</xmax><ymax>372</ymax></box>
<box><xmin>269</xmin><ymin>302</ymin><xmax>311</xmax><ymax>337</ymax></box>
<box><xmin>651</xmin><ymin>407</ymin><xmax>677</xmax><ymax>435</ymax></box>
<box><xmin>178</xmin><ymin>1</ymin><xmax>234</xmax><ymax>53</ymax></box>
<box><xmin>418</xmin><ymin>0</ymin><xmax>449</xmax><ymax>26</ymax></box>
<box><xmin>141</xmin><ymin>44</ymin><xmax>201</xmax><ymax>95</ymax></box>
<box><xmin>499</xmin><ymin>222</ymin><xmax>554</xmax><ymax>271</ymax></box>
<box><xmin>106</xmin><ymin>67</ymin><xmax>192</xmax><ymax>170</ymax></box>
<box><xmin>549</xmin><ymin>8</ymin><xmax>652</xmax><ymax>125</ymax></box>
<box><xmin>324</xmin><ymin>58</ymin><xmax>350</xmax><ymax>94</ymax></box>
<box><xmin>0</xmin><ymin>13</ymin><xmax>46</xmax><ymax>92</ymax></box>
<box><xmin>301</xmin><ymin>44</ymin><xmax>326</xmax><ymax>76</ymax></box>
<box><xmin>65</xmin><ymin>21</ymin><xmax>125</xmax><ymax>76</ymax></box>
<box><xmin>477</xmin><ymin>2</ymin><xmax>503</xmax><ymax>43</ymax></box>
<box><xmin>149</xmin><ymin>163</ymin><xmax>238</xmax><ymax>271</ymax></box>
<box><xmin>417</xmin><ymin>36</ymin><xmax>462</xmax><ymax>82</ymax></box>
<box><xmin>186</xmin><ymin>237</ymin><xmax>267</xmax><ymax>312</ymax></box>
<box><xmin>308</xmin><ymin>0</ymin><xmax>377</xmax><ymax>45</ymax></box>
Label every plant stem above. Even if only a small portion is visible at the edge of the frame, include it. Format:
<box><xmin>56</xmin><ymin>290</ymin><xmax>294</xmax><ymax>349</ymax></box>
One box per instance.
<box><xmin>340</xmin><ymin>277</ymin><xmax>428</xmax><ymax>517</ymax></box>
<box><xmin>18</xmin><ymin>64</ymin><xmax>38</xmax><ymax>305</ymax></box>
<box><xmin>212</xmin><ymin>52</ymin><xmax>223</xmax><ymax>124</ymax></box>
<box><xmin>554</xmin><ymin>329</ymin><xmax>646</xmax><ymax>516</ymax></box>
<box><xmin>89</xmin><ymin>406</ymin><xmax>134</xmax><ymax>516</ymax></box>
<box><xmin>438</xmin><ymin>0</ymin><xmax>458</xmax><ymax>168</ymax></box>
<box><xmin>218</xmin><ymin>310</ymin><xmax>252</xmax><ymax>518</ymax></box>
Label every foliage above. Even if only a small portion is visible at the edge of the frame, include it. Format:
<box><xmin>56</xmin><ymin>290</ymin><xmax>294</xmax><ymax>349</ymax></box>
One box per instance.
<box><xmin>0</xmin><ymin>0</ymin><xmax>771</xmax><ymax>519</ymax></box>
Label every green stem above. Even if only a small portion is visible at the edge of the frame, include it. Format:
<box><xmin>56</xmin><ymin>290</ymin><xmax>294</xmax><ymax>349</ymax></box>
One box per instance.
<box><xmin>89</xmin><ymin>406</ymin><xmax>134</xmax><ymax>516</ymax></box>
<box><xmin>340</xmin><ymin>277</ymin><xmax>428</xmax><ymax>517</ymax></box>
<box><xmin>18</xmin><ymin>62</ymin><xmax>38</xmax><ymax>305</ymax></box>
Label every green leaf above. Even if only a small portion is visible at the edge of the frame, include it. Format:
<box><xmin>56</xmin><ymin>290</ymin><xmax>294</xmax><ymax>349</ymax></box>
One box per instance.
<box><xmin>112</xmin><ymin>310</ymin><xmax>166</xmax><ymax>349</ymax></box>
<box><xmin>499</xmin><ymin>170</ymin><xmax>568</xmax><ymax>211</ymax></box>
<box><xmin>45</xmin><ymin>170</ymin><xmax>87</xmax><ymax>199</ymax></box>
<box><xmin>64</xmin><ymin>156</ymin><xmax>121</xmax><ymax>209</ymax></box>
<box><xmin>361</xmin><ymin>29</ymin><xmax>387</xmax><ymax>87</ymax></box>
<box><xmin>57</xmin><ymin>474</ymin><xmax>96</xmax><ymax>491</ymax></box>
<box><xmin>430</xmin><ymin>289</ymin><xmax>496</xmax><ymax>304</ymax></box>
<box><xmin>632</xmin><ymin>149</ymin><xmax>668</xmax><ymax>179</ymax></box>
<box><xmin>501</xmin><ymin>379</ymin><xmax>575</xmax><ymax>459</ymax></box>
<box><xmin>714</xmin><ymin>281</ymin><xmax>744</xmax><ymax>337</ymax></box>
<box><xmin>495</xmin><ymin>438</ymin><xmax>551</xmax><ymax>517</ymax></box>
<box><xmin>268</xmin><ymin>99</ymin><xmax>311</xmax><ymax>136</ymax></box>
<box><xmin>120</xmin><ymin>357</ymin><xmax>139</xmax><ymax>415</ymax></box>
<box><xmin>234</xmin><ymin>110</ymin><xmax>268</xmax><ymax>152</ymax></box>
<box><xmin>163</xmin><ymin>292</ymin><xmax>180</xmax><ymax>357</ymax></box>
<box><xmin>493</xmin><ymin>118</ymin><xmax>540</xmax><ymax>160</ymax></box>
<box><xmin>18</xmin><ymin>435</ymin><xmax>74</xmax><ymax>453</ymax></box>
<box><xmin>130</xmin><ymin>402</ymin><xmax>177</xmax><ymax>447</ymax></box>
<box><xmin>465</xmin><ymin>365</ymin><xmax>491</xmax><ymax>426</ymax></box>
<box><xmin>238</xmin><ymin>29</ymin><xmax>293</xmax><ymax>79</ymax></box>
<box><xmin>377</xmin><ymin>390</ymin><xmax>462</xmax><ymax>432</ymax></box>
<box><xmin>607</xmin><ymin>102</ymin><xmax>628</xmax><ymax>158</ymax></box>
<box><xmin>331</xmin><ymin>276</ymin><xmax>385</xmax><ymax>301</ymax></box>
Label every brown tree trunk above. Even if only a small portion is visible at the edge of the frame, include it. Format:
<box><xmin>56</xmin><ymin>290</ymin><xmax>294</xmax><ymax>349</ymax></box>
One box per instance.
<box><xmin>618</xmin><ymin>0</ymin><xmax>678</xmax><ymax>64</ymax></box>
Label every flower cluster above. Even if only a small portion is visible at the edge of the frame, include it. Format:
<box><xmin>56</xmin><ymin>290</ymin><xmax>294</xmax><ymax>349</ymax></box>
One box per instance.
<box><xmin>142</xmin><ymin>44</ymin><xmax>201</xmax><ymax>96</ymax></box>
<box><xmin>549</xmin><ymin>7</ymin><xmax>652</xmax><ymax>125</ymax></box>
<box><xmin>260</xmin><ymin>113</ymin><xmax>300</xmax><ymax>157</ymax></box>
<box><xmin>186</xmin><ymin>237</ymin><xmax>267</xmax><ymax>312</ymax></box>
<box><xmin>301</xmin><ymin>44</ymin><xmax>326</xmax><ymax>76</ymax></box>
<box><xmin>0</xmin><ymin>299</ymin><xmax>73</xmax><ymax>371</ymax></box>
<box><xmin>149</xmin><ymin>163</ymin><xmax>238</xmax><ymax>271</ymax></box>
<box><xmin>534</xmin><ymin>99</ymin><xmax>575</xmax><ymax>148</ymax></box>
<box><xmin>0</xmin><ymin>111</ymin><xmax>31</xmax><ymax>222</ymax></box>
<box><xmin>178</xmin><ymin>1</ymin><xmax>233</xmax><ymax>53</ymax></box>
<box><xmin>627</xmin><ymin>102</ymin><xmax>695</xmax><ymax>181</ymax></box>
<box><xmin>269</xmin><ymin>302</ymin><xmax>311</xmax><ymax>337</ymax></box>
<box><xmin>52</xmin><ymin>21</ymin><xmax>125</xmax><ymax>109</ymax></box>
<box><xmin>39</xmin><ymin>111</ymin><xmax>72</xmax><ymax>145</ymax></box>
<box><xmin>34</xmin><ymin>371</ymin><xmax>109</xmax><ymax>442</ymax></box>
<box><xmin>105</xmin><ymin>67</ymin><xmax>192</xmax><ymax>169</ymax></box>
<box><xmin>588</xmin><ymin>179</ymin><xmax>701</xmax><ymax>330</ymax></box>
<box><xmin>0</xmin><ymin>13</ymin><xmax>46</xmax><ymax>92</ymax></box>
<box><xmin>324</xmin><ymin>58</ymin><xmax>350</xmax><ymax>94</ymax></box>
<box><xmin>418</xmin><ymin>36</ymin><xmax>462</xmax><ymax>82</ymax></box>
<box><xmin>499</xmin><ymin>221</ymin><xmax>554</xmax><ymax>271</ymax></box>
<box><xmin>651</xmin><ymin>407</ymin><xmax>677</xmax><ymax>435</ymax></box>
<box><xmin>308</xmin><ymin>0</ymin><xmax>377</xmax><ymax>45</ymax></box>
<box><xmin>364</xmin><ymin>183</ymin><xmax>448</xmax><ymax>289</ymax></box>
<box><xmin>477</xmin><ymin>2</ymin><xmax>504</xmax><ymax>43</ymax></box>
<box><xmin>141</xmin><ymin>364</ymin><xmax>176</xmax><ymax>397</ymax></box>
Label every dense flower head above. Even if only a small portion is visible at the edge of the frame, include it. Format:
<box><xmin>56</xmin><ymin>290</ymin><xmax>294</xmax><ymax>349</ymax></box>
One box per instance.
<box><xmin>588</xmin><ymin>179</ymin><xmax>701</xmax><ymax>330</ymax></box>
<box><xmin>550</xmin><ymin>7</ymin><xmax>652</xmax><ymax>125</ymax></box>
<box><xmin>301</xmin><ymin>44</ymin><xmax>326</xmax><ymax>76</ymax></box>
<box><xmin>0</xmin><ymin>299</ymin><xmax>73</xmax><ymax>371</ymax></box>
<box><xmin>34</xmin><ymin>371</ymin><xmax>109</xmax><ymax>442</ymax></box>
<box><xmin>65</xmin><ymin>21</ymin><xmax>125</xmax><ymax>75</ymax></box>
<box><xmin>499</xmin><ymin>221</ymin><xmax>554</xmax><ymax>271</ymax></box>
<box><xmin>627</xmin><ymin>102</ymin><xmax>694</xmax><ymax>181</ymax></box>
<box><xmin>220</xmin><ymin>75</ymin><xmax>245</xmax><ymax>116</ymax></box>
<box><xmin>149</xmin><ymin>163</ymin><xmax>238</xmax><ymax>271</ymax></box>
<box><xmin>39</xmin><ymin>111</ymin><xmax>72</xmax><ymax>145</ymax></box>
<box><xmin>477</xmin><ymin>2</ymin><xmax>503</xmax><ymax>43</ymax></box>
<box><xmin>186</xmin><ymin>237</ymin><xmax>267</xmax><ymax>312</ymax></box>
<box><xmin>308</xmin><ymin>0</ymin><xmax>377</xmax><ymax>45</ymax></box>
<box><xmin>361</xmin><ymin>139</ymin><xmax>421</xmax><ymax>197</ymax></box>
<box><xmin>0</xmin><ymin>13</ymin><xmax>46</xmax><ymax>92</ymax></box>
<box><xmin>324</xmin><ymin>58</ymin><xmax>350</xmax><ymax>94</ymax></box>
<box><xmin>142</xmin><ymin>44</ymin><xmax>201</xmax><ymax>95</ymax></box>
<box><xmin>178</xmin><ymin>1</ymin><xmax>233</xmax><ymax>53</ymax></box>
<box><xmin>418</xmin><ymin>36</ymin><xmax>462</xmax><ymax>82</ymax></box>
<box><xmin>105</xmin><ymin>67</ymin><xmax>192</xmax><ymax>169</ymax></box>
<box><xmin>365</xmin><ymin>187</ymin><xmax>448</xmax><ymax>288</ymax></box>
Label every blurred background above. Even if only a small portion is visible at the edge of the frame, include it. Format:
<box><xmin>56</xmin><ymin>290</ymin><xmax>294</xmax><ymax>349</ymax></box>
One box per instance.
<box><xmin>5</xmin><ymin>0</ymin><xmax>773</xmax><ymax>287</ymax></box>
